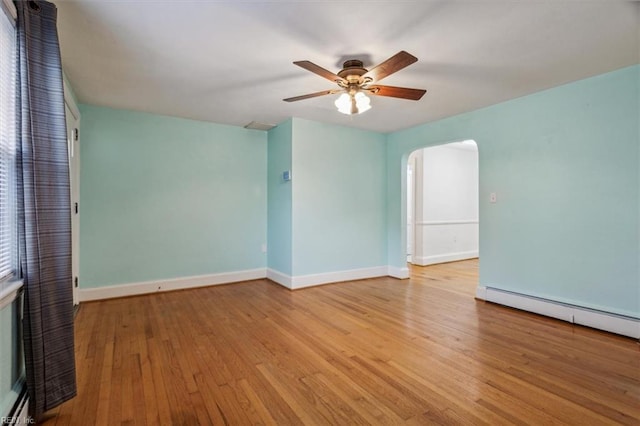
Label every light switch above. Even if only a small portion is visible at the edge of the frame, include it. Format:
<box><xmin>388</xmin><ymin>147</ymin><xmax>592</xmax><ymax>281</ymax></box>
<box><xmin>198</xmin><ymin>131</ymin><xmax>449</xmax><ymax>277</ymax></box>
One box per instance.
<box><xmin>490</xmin><ymin>192</ymin><xmax>497</xmax><ymax>203</ymax></box>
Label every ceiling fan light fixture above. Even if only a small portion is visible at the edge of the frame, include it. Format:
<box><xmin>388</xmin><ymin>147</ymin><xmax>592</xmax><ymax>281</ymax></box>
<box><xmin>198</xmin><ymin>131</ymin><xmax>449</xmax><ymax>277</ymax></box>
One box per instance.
<box><xmin>335</xmin><ymin>93</ymin><xmax>351</xmax><ymax>114</ymax></box>
<box><xmin>335</xmin><ymin>91</ymin><xmax>371</xmax><ymax>115</ymax></box>
<box><xmin>354</xmin><ymin>91</ymin><xmax>371</xmax><ymax>113</ymax></box>
<box><xmin>285</xmin><ymin>51</ymin><xmax>424</xmax><ymax>113</ymax></box>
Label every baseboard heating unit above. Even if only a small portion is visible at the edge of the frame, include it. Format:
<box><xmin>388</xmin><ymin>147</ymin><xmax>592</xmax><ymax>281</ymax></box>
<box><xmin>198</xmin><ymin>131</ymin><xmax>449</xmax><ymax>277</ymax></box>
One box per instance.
<box><xmin>479</xmin><ymin>286</ymin><xmax>640</xmax><ymax>339</ymax></box>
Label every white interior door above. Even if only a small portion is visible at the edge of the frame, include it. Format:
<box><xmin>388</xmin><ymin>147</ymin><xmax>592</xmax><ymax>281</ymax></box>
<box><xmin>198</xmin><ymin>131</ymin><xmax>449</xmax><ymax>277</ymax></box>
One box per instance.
<box><xmin>65</xmin><ymin>102</ymin><xmax>80</xmax><ymax>305</ymax></box>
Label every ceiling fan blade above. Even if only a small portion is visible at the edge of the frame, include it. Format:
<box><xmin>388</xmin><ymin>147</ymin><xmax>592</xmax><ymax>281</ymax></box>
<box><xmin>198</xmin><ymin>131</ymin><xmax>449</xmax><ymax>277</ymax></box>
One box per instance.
<box><xmin>293</xmin><ymin>61</ymin><xmax>346</xmax><ymax>84</ymax></box>
<box><xmin>283</xmin><ymin>89</ymin><xmax>341</xmax><ymax>102</ymax></box>
<box><xmin>363</xmin><ymin>51</ymin><xmax>418</xmax><ymax>83</ymax></box>
<box><xmin>367</xmin><ymin>85</ymin><xmax>426</xmax><ymax>100</ymax></box>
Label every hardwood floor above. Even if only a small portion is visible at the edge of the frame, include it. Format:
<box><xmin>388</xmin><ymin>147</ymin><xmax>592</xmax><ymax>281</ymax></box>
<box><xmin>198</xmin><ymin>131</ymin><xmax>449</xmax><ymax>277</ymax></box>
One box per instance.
<box><xmin>41</xmin><ymin>259</ymin><xmax>640</xmax><ymax>425</ymax></box>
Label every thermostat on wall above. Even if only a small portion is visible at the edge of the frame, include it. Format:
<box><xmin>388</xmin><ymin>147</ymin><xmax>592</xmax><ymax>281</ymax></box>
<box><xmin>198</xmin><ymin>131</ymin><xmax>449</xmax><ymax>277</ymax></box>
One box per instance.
<box><xmin>283</xmin><ymin>171</ymin><xmax>291</xmax><ymax>181</ymax></box>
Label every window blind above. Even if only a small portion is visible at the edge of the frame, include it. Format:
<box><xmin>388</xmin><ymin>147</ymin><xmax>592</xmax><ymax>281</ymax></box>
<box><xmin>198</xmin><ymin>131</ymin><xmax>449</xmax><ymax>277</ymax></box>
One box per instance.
<box><xmin>0</xmin><ymin>0</ymin><xmax>17</xmax><ymax>286</ymax></box>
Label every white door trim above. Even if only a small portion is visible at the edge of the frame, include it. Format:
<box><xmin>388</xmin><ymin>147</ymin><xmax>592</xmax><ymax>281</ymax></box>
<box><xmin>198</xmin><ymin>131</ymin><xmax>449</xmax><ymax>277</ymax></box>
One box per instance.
<box><xmin>63</xmin><ymin>72</ymin><xmax>80</xmax><ymax>305</ymax></box>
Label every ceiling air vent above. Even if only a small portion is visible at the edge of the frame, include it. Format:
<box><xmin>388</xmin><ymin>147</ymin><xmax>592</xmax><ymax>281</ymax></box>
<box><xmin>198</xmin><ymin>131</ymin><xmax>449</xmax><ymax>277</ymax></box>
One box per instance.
<box><xmin>244</xmin><ymin>121</ymin><xmax>276</xmax><ymax>131</ymax></box>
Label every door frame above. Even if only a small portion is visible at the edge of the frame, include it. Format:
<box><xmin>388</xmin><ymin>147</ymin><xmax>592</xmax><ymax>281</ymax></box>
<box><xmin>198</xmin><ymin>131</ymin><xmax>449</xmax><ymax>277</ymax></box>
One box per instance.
<box><xmin>63</xmin><ymin>75</ymin><xmax>80</xmax><ymax>305</ymax></box>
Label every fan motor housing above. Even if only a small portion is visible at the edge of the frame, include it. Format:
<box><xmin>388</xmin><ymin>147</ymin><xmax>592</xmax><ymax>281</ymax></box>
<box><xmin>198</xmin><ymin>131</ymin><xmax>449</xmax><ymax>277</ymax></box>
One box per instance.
<box><xmin>338</xmin><ymin>60</ymin><xmax>369</xmax><ymax>85</ymax></box>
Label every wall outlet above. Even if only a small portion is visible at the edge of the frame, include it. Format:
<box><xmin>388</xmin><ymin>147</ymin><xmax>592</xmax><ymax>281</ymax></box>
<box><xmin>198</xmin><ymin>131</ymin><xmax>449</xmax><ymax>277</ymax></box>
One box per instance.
<box><xmin>490</xmin><ymin>192</ymin><xmax>497</xmax><ymax>203</ymax></box>
<box><xmin>261</xmin><ymin>243</ymin><xmax>267</xmax><ymax>253</ymax></box>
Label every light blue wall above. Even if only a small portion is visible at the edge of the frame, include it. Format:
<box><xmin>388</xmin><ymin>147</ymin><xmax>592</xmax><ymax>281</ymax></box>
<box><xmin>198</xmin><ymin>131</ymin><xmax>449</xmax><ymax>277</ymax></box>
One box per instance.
<box><xmin>77</xmin><ymin>66</ymin><xmax>638</xmax><ymax>319</ymax></box>
<box><xmin>387</xmin><ymin>65</ymin><xmax>640</xmax><ymax>318</ymax></box>
<box><xmin>291</xmin><ymin>118</ymin><xmax>387</xmax><ymax>275</ymax></box>
<box><xmin>267</xmin><ymin>119</ymin><xmax>293</xmax><ymax>275</ymax></box>
<box><xmin>79</xmin><ymin>105</ymin><xmax>267</xmax><ymax>287</ymax></box>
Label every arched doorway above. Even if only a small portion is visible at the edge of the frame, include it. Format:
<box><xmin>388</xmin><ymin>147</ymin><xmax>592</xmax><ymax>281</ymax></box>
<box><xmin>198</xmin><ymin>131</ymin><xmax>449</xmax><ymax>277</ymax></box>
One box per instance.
<box><xmin>406</xmin><ymin>140</ymin><xmax>478</xmax><ymax>267</ymax></box>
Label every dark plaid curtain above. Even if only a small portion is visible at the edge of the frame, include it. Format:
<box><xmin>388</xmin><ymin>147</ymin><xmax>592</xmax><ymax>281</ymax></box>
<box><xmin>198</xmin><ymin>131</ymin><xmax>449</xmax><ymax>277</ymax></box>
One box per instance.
<box><xmin>15</xmin><ymin>0</ymin><xmax>76</xmax><ymax>418</ymax></box>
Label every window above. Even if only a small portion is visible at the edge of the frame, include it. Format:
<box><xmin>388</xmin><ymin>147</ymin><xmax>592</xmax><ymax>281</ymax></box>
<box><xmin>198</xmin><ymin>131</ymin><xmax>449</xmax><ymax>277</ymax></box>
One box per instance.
<box><xmin>0</xmin><ymin>2</ymin><xmax>22</xmax><ymax>419</ymax></box>
<box><xmin>0</xmin><ymin>0</ymin><xmax>17</xmax><ymax>291</ymax></box>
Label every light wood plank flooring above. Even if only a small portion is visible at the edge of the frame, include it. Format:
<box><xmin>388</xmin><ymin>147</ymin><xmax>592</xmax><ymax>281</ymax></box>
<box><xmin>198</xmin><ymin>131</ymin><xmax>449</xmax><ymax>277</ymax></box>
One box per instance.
<box><xmin>41</xmin><ymin>259</ymin><xmax>640</xmax><ymax>425</ymax></box>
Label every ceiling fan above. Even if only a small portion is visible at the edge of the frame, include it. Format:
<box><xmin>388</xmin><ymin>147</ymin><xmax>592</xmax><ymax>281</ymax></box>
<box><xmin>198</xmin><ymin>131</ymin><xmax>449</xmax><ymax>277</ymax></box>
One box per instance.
<box><xmin>283</xmin><ymin>51</ymin><xmax>426</xmax><ymax>115</ymax></box>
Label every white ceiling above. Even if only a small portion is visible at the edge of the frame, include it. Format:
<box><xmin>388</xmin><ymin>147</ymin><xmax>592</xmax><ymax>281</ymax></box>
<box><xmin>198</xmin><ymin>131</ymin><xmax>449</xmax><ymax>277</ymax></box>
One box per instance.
<box><xmin>53</xmin><ymin>0</ymin><xmax>639</xmax><ymax>133</ymax></box>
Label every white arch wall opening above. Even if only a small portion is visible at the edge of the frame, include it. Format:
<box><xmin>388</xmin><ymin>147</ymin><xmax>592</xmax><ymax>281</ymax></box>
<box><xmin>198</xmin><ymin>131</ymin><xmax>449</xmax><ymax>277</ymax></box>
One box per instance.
<box><xmin>407</xmin><ymin>140</ymin><xmax>479</xmax><ymax>266</ymax></box>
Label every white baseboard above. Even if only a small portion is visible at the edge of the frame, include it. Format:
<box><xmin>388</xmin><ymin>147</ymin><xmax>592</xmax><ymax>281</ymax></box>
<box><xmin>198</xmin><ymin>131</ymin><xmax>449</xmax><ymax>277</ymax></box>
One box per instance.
<box><xmin>475</xmin><ymin>285</ymin><xmax>487</xmax><ymax>300</ymax></box>
<box><xmin>267</xmin><ymin>266</ymin><xmax>388</xmax><ymax>290</ymax></box>
<box><xmin>293</xmin><ymin>266</ymin><xmax>387</xmax><ymax>289</ymax></box>
<box><xmin>477</xmin><ymin>286</ymin><xmax>640</xmax><ymax>339</ymax></box>
<box><xmin>387</xmin><ymin>265</ymin><xmax>410</xmax><ymax>279</ymax></box>
<box><xmin>79</xmin><ymin>264</ymin><xmax>409</xmax><ymax>301</ymax></box>
<box><xmin>412</xmin><ymin>250</ymin><xmax>478</xmax><ymax>266</ymax></box>
<box><xmin>266</xmin><ymin>268</ymin><xmax>292</xmax><ymax>289</ymax></box>
<box><xmin>79</xmin><ymin>268</ymin><xmax>267</xmax><ymax>302</ymax></box>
